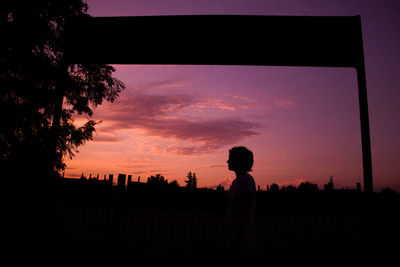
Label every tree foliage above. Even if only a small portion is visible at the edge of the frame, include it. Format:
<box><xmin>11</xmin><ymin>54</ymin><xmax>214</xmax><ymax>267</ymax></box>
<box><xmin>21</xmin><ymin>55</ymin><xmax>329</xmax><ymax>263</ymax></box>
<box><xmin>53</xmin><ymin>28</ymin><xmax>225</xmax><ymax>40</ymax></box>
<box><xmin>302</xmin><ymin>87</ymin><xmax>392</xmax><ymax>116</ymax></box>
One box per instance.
<box><xmin>298</xmin><ymin>181</ymin><xmax>319</xmax><ymax>192</ymax></box>
<box><xmin>269</xmin><ymin>183</ymin><xmax>280</xmax><ymax>192</ymax></box>
<box><xmin>1</xmin><ymin>0</ymin><xmax>125</xmax><ymax>180</ymax></box>
<box><xmin>216</xmin><ymin>184</ymin><xmax>225</xmax><ymax>192</ymax></box>
<box><xmin>185</xmin><ymin>171</ymin><xmax>197</xmax><ymax>189</ymax></box>
<box><xmin>169</xmin><ymin>180</ymin><xmax>180</xmax><ymax>187</ymax></box>
<box><xmin>147</xmin><ymin>174</ymin><xmax>168</xmax><ymax>186</ymax></box>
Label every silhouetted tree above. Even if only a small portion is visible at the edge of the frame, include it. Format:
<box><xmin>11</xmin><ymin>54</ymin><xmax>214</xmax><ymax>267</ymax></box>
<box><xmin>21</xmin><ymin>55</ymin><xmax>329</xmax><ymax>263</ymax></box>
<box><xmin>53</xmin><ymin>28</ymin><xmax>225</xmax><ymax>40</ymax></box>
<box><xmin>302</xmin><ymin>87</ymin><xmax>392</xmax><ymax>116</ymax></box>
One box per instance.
<box><xmin>380</xmin><ymin>187</ymin><xmax>397</xmax><ymax>197</ymax></box>
<box><xmin>192</xmin><ymin>172</ymin><xmax>197</xmax><ymax>189</ymax></box>
<box><xmin>169</xmin><ymin>179</ymin><xmax>180</xmax><ymax>187</ymax></box>
<box><xmin>185</xmin><ymin>171</ymin><xmax>197</xmax><ymax>189</ymax></box>
<box><xmin>269</xmin><ymin>183</ymin><xmax>280</xmax><ymax>192</ymax></box>
<box><xmin>298</xmin><ymin>181</ymin><xmax>319</xmax><ymax>192</ymax></box>
<box><xmin>324</xmin><ymin>176</ymin><xmax>334</xmax><ymax>191</ymax></box>
<box><xmin>216</xmin><ymin>184</ymin><xmax>225</xmax><ymax>192</ymax></box>
<box><xmin>1</xmin><ymin>1</ymin><xmax>125</xmax><ymax>182</ymax></box>
<box><xmin>280</xmin><ymin>185</ymin><xmax>297</xmax><ymax>192</ymax></box>
<box><xmin>147</xmin><ymin>174</ymin><xmax>168</xmax><ymax>186</ymax></box>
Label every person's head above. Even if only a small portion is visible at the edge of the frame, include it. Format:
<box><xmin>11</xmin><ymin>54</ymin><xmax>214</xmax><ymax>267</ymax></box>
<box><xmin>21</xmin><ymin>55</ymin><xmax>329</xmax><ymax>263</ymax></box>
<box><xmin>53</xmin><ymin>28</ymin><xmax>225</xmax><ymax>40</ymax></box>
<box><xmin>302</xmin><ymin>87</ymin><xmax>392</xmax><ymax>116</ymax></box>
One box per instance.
<box><xmin>227</xmin><ymin>146</ymin><xmax>254</xmax><ymax>173</ymax></box>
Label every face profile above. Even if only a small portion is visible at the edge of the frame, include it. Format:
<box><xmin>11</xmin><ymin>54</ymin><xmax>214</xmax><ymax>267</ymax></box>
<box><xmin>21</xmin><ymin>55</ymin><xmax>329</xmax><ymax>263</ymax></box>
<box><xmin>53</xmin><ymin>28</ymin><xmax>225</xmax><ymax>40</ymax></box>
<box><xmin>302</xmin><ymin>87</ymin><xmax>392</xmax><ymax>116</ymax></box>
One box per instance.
<box><xmin>227</xmin><ymin>157</ymin><xmax>235</xmax><ymax>171</ymax></box>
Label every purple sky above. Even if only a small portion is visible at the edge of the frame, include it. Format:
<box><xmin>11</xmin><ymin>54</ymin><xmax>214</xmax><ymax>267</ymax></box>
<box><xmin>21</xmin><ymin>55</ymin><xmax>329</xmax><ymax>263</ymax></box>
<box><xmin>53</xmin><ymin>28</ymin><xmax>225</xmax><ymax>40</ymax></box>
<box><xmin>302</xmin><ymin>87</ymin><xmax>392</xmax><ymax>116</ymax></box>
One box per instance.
<box><xmin>64</xmin><ymin>0</ymin><xmax>400</xmax><ymax>191</ymax></box>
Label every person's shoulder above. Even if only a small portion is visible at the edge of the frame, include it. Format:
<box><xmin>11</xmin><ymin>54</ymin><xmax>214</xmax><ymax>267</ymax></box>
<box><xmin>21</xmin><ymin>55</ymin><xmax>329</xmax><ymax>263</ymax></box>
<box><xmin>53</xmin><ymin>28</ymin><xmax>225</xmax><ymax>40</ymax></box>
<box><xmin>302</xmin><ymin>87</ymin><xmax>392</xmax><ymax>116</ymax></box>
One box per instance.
<box><xmin>246</xmin><ymin>173</ymin><xmax>254</xmax><ymax>179</ymax></box>
<box><xmin>242</xmin><ymin>173</ymin><xmax>256</xmax><ymax>191</ymax></box>
<box><xmin>244</xmin><ymin>173</ymin><xmax>255</xmax><ymax>183</ymax></box>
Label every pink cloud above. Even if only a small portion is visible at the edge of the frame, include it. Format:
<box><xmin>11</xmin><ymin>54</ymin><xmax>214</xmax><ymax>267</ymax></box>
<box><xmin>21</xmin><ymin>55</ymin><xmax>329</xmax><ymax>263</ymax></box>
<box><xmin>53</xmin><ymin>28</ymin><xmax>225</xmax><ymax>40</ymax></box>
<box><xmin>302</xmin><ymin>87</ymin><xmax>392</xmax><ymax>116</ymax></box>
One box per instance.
<box><xmin>92</xmin><ymin>88</ymin><xmax>262</xmax><ymax>154</ymax></box>
<box><xmin>128</xmin><ymin>78</ymin><xmax>190</xmax><ymax>92</ymax></box>
<box><xmin>231</xmin><ymin>94</ymin><xmax>259</xmax><ymax>104</ymax></box>
<box><xmin>196</xmin><ymin>97</ymin><xmax>236</xmax><ymax>111</ymax></box>
<box><xmin>209</xmin><ymin>164</ymin><xmax>226</xmax><ymax>168</ymax></box>
<box><xmin>211</xmin><ymin>177</ymin><xmax>234</xmax><ymax>190</ymax></box>
<box><xmin>105</xmin><ymin>89</ymin><xmax>192</xmax><ymax>119</ymax></box>
<box><xmin>137</xmin><ymin>117</ymin><xmax>260</xmax><ymax>144</ymax></box>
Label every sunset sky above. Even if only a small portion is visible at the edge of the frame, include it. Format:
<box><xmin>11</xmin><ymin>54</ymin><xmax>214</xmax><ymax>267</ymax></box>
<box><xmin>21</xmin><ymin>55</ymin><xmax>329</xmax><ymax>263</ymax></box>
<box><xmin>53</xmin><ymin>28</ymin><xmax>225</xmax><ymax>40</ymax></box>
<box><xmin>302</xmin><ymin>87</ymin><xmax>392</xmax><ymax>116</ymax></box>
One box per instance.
<box><xmin>64</xmin><ymin>0</ymin><xmax>400</xmax><ymax>191</ymax></box>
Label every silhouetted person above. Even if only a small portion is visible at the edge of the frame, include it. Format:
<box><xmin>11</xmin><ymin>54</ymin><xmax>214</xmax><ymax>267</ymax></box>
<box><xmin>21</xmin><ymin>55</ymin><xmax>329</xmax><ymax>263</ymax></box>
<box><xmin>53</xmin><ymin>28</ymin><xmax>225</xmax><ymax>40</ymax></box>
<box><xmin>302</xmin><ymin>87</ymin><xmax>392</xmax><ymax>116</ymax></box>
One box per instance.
<box><xmin>224</xmin><ymin>146</ymin><xmax>256</xmax><ymax>264</ymax></box>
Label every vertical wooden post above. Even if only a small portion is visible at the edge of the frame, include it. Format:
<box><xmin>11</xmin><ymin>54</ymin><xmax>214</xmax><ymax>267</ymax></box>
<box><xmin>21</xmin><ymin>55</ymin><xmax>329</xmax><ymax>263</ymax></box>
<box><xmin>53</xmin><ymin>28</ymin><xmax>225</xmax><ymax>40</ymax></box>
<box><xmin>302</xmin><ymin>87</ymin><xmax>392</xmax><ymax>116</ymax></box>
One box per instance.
<box><xmin>356</xmin><ymin>16</ymin><xmax>373</xmax><ymax>194</ymax></box>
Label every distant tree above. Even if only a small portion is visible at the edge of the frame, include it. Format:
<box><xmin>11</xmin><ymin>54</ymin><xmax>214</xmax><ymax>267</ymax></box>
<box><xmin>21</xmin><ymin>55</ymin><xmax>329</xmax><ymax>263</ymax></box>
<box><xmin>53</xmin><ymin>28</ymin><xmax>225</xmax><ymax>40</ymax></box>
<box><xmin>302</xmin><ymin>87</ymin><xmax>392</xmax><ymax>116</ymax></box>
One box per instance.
<box><xmin>298</xmin><ymin>181</ymin><xmax>319</xmax><ymax>192</ymax></box>
<box><xmin>192</xmin><ymin>172</ymin><xmax>197</xmax><ymax>189</ymax></box>
<box><xmin>216</xmin><ymin>184</ymin><xmax>225</xmax><ymax>192</ymax></box>
<box><xmin>1</xmin><ymin>1</ymin><xmax>125</xmax><ymax>182</ymax></box>
<box><xmin>185</xmin><ymin>171</ymin><xmax>197</xmax><ymax>189</ymax></box>
<box><xmin>380</xmin><ymin>187</ymin><xmax>397</xmax><ymax>197</ymax></box>
<box><xmin>324</xmin><ymin>176</ymin><xmax>334</xmax><ymax>191</ymax></box>
<box><xmin>269</xmin><ymin>183</ymin><xmax>280</xmax><ymax>192</ymax></box>
<box><xmin>147</xmin><ymin>174</ymin><xmax>168</xmax><ymax>186</ymax></box>
<box><xmin>169</xmin><ymin>179</ymin><xmax>180</xmax><ymax>187</ymax></box>
<box><xmin>280</xmin><ymin>185</ymin><xmax>296</xmax><ymax>192</ymax></box>
<box><xmin>185</xmin><ymin>171</ymin><xmax>191</xmax><ymax>188</ymax></box>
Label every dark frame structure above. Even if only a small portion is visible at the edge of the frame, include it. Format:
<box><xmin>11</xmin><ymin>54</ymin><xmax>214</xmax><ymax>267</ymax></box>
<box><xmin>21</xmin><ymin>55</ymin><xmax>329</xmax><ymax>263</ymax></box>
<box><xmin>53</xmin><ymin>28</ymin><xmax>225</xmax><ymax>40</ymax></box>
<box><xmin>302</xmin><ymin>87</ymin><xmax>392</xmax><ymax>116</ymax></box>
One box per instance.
<box><xmin>64</xmin><ymin>15</ymin><xmax>373</xmax><ymax>193</ymax></box>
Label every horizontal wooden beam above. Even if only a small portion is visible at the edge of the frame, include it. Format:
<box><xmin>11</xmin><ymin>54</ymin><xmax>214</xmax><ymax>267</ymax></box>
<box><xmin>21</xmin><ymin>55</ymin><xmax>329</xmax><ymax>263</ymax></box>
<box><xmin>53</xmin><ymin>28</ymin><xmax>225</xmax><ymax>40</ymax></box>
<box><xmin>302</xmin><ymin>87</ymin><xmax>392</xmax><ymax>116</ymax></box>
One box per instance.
<box><xmin>64</xmin><ymin>15</ymin><xmax>362</xmax><ymax>67</ymax></box>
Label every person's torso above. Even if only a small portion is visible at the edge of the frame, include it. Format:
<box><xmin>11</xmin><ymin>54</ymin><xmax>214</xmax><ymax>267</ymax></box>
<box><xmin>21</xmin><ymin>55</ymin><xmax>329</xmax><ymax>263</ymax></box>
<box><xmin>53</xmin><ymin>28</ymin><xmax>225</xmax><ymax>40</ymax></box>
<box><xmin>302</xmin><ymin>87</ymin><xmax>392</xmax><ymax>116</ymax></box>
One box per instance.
<box><xmin>226</xmin><ymin>173</ymin><xmax>256</xmax><ymax>221</ymax></box>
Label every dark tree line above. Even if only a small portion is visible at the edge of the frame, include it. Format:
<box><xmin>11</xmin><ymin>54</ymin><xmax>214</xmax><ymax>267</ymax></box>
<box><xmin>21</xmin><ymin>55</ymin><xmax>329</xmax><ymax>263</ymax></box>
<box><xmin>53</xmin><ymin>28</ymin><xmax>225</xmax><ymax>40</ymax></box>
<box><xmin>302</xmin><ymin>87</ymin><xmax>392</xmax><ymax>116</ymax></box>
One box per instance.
<box><xmin>267</xmin><ymin>181</ymin><xmax>320</xmax><ymax>193</ymax></box>
<box><xmin>145</xmin><ymin>171</ymin><xmax>197</xmax><ymax>189</ymax></box>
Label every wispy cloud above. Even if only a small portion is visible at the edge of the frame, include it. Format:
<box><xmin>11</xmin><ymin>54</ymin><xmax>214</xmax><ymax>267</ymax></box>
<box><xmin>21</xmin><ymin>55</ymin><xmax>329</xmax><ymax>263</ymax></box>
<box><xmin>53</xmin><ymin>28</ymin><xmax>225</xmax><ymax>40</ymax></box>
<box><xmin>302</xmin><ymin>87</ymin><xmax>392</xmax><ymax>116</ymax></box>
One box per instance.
<box><xmin>64</xmin><ymin>173</ymin><xmax>82</xmax><ymax>178</ymax></box>
<box><xmin>209</xmin><ymin>164</ymin><xmax>226</xmax><ymax>168</ymax></box>
<box><xmin>128</xmin><ymin>78</ymin><xmax>190</xmax><ymax>92</ymax></box>
<box><xmin>274</xmin><ymin>97</ymin><xmax>296</xmax><ymax>109</ymax></box>
<box><xmin>91</xmin><ymin>85</ymin><xmax>262</xmax><ymax>155</ymax></box>
<box><xmin>92</xmin><ymin>132</ymin><xmax>119</xmax><ymax>143</ymax></box>
<box><xmin>196</xmin><ymin>97</ymin><xmax>236</xmax><ymax>111</ymax></box>
<box><xmin>158</xmin><ymin>118</ymin><xmax>261</xmax><ymax>155</ymax></box>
